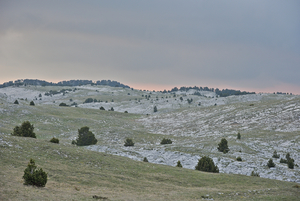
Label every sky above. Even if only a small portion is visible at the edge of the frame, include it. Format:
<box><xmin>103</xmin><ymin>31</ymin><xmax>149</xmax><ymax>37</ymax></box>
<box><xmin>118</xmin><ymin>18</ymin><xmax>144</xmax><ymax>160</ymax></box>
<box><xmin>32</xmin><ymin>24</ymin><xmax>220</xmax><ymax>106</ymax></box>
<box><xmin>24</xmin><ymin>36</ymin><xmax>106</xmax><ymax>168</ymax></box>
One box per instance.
<box><xmin>0</xmin><ymin>0</ymin><xmax>300</xmax><ymax>94</ymax></box>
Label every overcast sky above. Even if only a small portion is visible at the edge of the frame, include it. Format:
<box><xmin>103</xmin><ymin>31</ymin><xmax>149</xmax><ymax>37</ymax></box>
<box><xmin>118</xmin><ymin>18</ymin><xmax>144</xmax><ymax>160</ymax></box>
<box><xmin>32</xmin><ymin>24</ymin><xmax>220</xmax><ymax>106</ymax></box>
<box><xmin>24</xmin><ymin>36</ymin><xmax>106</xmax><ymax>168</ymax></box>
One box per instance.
<box><xmin>1</xmin><ymin>0</ymin><xmax>299</xmax><ymax>93</ymax></box>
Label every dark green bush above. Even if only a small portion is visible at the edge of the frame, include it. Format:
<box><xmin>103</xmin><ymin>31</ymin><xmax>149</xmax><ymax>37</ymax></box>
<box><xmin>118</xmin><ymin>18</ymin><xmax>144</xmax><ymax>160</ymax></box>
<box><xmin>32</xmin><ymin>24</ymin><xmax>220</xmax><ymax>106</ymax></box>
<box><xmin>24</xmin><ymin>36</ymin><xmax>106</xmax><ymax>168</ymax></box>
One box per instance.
<box><xmin>217</xmin><ymin>138</ymin><xmax>229</xmax><ymax>153</ymax></box>
<box><xmin>23</xmin><ymin>159</ymin><xmax>47</xmax><ymax>187</ymax></box>
<box><xmin>195</xmin><ymin>156</ymin><xmax>219</xmax><ymax>173</ymax></box>
<box><xmin>124</xmin><ymin>111</ymin><xmax>128</xmax><ymax>113</ymax></box>
<box><xmin>74</xmin><ymin>126</ymin><xmax>97</xmax><ymax>146</ymax></box>
<box><xmin>110</xmin><ymin>107</ymin><xmax>114</xmax><ymax>111</ymax></box>
<box><xmin>236</xmin><ymin>156</ymin><xmax>242</xmax><ymax>161</ymax></box>
<box><xmin>59</xmin><ymin>102</ymin><xmax>68</xmax><ymax>106</ymax></box>
<box><xmin>176</xmin><ymin>160</ymin><xmax>182</xmax><ymax>168</ymax></box>
<box><xmin>160</xmin><ymin>138</ymin><xmax>172</xmax><ymax>144</ymax></box>
<box><xmin>288</xmin><ymin>159</ymin><xmax>294</xmax><ymax>169</ymax></box>
<box><xmin>272</xmin><ymin>150</ymin><xmax>280</xmax><ymax>158</ymax></box>
<box><xmin>237</xmin><ymin>132</ymin><xmax>241</xmax><ymax>140</ymax></box>
<box><xmin>280</xmin><ymin>158</ymin><xmax>287</xmax><ymax>163</ymax></box>
<box><xmin>124</xmin><ymin>138</ymin><xmax>134</xmax><ymax>146</ymax></box>
<box><xmin>143</xmin><ymin>157</ymin><xmax>148</xmax><ymax>162</ymax></box>
<box><xmin>84</xmin><ymin>98</ymin><xmax>94</xmax><ymax>103</ymax></box>
<box><xmin>154</xmin><ymin>106</ymin><xmax>157</xmax><ymax>112</ymax></box>
<box><xmin>12</xmin><ymin>121</ymin><xmax>36</xmax><ymax>138</ymax></box>
<box><xmin>267</xmin><ymin>159</ymin><xmax>275</xmax><ymax>168</ymax></box>
<box><xmin>50</xmin><ymin>137</ymin><xmax>59</xmax><ymax>143</ymax></box>
<box><xmin>14</xmin><ymin>100</ymin><xmax>19</xmax><ymax>104</ymax></box>
<box><xmin>99</xmin><ymin>106</ymin><xmax>105</xmax><ymax>110</ymax></box>
<box><xmin>30</xmin><ymin>101</ymin><xmax>35</xmax><ymax>106</ymax></box>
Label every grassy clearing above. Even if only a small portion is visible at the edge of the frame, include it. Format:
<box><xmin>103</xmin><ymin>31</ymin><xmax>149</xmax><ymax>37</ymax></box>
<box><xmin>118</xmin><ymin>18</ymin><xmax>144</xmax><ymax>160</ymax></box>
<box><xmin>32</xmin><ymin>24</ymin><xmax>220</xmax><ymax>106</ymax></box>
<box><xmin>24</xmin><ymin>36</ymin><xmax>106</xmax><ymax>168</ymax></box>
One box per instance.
<box><xmin>1</xmin><ymin>134</ymin><xmax>299</xmax><ymax>201</ymax></box>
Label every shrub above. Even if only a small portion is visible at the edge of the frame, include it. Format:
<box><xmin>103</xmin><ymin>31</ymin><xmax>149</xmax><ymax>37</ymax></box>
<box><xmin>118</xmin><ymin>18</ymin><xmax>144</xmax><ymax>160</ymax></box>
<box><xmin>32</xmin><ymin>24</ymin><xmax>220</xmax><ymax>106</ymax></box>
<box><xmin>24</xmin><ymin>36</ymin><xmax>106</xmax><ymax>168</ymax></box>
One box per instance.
<box><xmin>124</xmin><ymin>111</ymin><xmax>128</xmax><ymax>113</ymax></box>
<box><xmin>267</xmin><ymin>159</ymin><xmax>275</xmax><ymax>168</ymax></box>
<box><xmin>12</xmin><ymin>121</ymin><xmax>36</xmax><ymax>138</ymax></box>
<box><xmin>84</xmin><ymin>98</ymin><xmax>94</xmax><ymax>103</ymax></box>
<box><xmin>30</xmin><ymin>101</ymin><xmax>35</xmax><ymax>106</ymax></box>
<box><xmin>195</xmin><ymin>156</ymin><xmax>219</xmax><ymax>173</ymax></box>
<box><xmin>251</xmin><ymin>171</ymin><xmax>260</xmax><ymax>177</ymax></box>
<box><xmin>237</xmin><ymin>132</ymin><xmax>241</xmax><ymax>140</ymax></box>
<box><xmin>50</xmin><ymin>137</ymin><xmax>59</xmax><ymax>143</ymax></box>
<box><xmin>59</xmin><ymin>102</ymin><xmax>68</xmax><ymax>106</ymax></box>
<box><xmin>23</xmin><ymin>159</ymin><xmax>47</xmax><ymax>187</ymax></box>
<box><xmin>280</xmin><ymin>158</ymin><xmax>287</xmax><ymax>163</ymax></box>
<box><xmin>236</xmin><ymin>156</ymin><xmax>242</xmax><ymax>161</ymax></box>
<box><xmin>74</xmin><ymin>126</ymin><xmax>97</xmax><ymax>146</ymax></box>
<box><xmin>110</xmin><ymin>107</ymin><xmax>114</xmax><ymax>111</ymax></box>
<box><xmin>176</xmin><ymin>160</ymin><xmax>182</xmax><ymax>168</ymax></box>
<box><xmin>272</xmin><ymin>150</ymin><xmax>280</xmax><ymax>158</ymax></box>
<box><xmin>99</xmin><ymin>106</ymin><xmax>105</xmax><ymax>110</ymax></box>
<box><xmin>160</xmin><ymin>138</ymin><xmax>172</xmax><ymax>144</ymax></box>
<box><xmin>124</xmin><ymin>138</ymin><xmax>134</xmax><ymax>146</ymax></box>
<box><xmin>14</xmin><ymin>100</ymin><xmax>19</xmax><ymax>104</ymax></box>
<box><xmin>143</xmin><ymin>157</ymin><xmax>148</xmax><ymax>162</ymax></box>
<box><xmin>154</xmin><ymin>106</ymin><xmax>157</xmax><ymax>112</ymax></box>
<box><xmin>288</xmin><ymin>159</ymin><xmax>294</xmax><ymax>169</ymax></box>
<box><xmin>217</xmin><ymin>138</ymin><xmax>229</xmax><ymax>153</ymax></box>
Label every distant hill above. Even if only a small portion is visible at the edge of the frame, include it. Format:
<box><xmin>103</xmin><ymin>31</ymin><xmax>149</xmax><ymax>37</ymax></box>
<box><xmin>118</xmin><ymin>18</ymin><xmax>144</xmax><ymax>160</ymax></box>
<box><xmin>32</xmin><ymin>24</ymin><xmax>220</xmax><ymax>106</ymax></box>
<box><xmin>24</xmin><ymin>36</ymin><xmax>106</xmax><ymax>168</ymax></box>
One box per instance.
<box><xmin>0</xmin><ymin>79</ymin><xmax>130</xmax><ymax>89</ymax></box>
<box><xmin>164</xmin><ymin>86</ymin><xmax>256</xmax><ymax>97</ymax></box>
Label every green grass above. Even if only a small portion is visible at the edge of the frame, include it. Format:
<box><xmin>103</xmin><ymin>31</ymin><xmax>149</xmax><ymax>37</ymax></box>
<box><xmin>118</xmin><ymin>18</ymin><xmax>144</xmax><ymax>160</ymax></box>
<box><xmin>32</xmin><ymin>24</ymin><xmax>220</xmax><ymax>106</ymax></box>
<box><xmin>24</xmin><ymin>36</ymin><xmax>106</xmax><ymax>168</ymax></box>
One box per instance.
<box><xmin>1</xmin><ymin>86</ymin><xmax>300</xmax><ymax>200</ymax></box>
<box><xmin>1</xmin><ymin>134</ymin><xmax>299</xmax><ymax>201</ymax></box>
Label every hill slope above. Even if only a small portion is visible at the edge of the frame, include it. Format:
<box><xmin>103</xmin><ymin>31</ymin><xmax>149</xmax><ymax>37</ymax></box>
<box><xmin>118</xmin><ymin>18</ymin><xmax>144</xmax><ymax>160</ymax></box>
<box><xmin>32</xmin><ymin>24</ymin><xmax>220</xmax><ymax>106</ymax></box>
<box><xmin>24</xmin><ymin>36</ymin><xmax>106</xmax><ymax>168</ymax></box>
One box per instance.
<box><xmin>0</xmin><ymin>85</ymin><xmax>300</xmax><ymax>200</ymax></box>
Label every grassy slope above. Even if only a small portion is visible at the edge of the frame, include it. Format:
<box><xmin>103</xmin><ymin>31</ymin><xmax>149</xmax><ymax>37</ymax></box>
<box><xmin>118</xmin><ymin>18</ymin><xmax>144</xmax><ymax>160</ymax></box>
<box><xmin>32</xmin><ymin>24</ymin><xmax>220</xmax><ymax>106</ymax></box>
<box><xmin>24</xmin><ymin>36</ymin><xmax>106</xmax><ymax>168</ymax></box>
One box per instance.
<box><xmin>0</xmin><ymin>87</ymin><xmax>300</xmax><ymax>200</ymax></box>
<box><xmin>1</xmin><ymin>135</ymin><xmax>299</xmax><ymax>201</ymax></box>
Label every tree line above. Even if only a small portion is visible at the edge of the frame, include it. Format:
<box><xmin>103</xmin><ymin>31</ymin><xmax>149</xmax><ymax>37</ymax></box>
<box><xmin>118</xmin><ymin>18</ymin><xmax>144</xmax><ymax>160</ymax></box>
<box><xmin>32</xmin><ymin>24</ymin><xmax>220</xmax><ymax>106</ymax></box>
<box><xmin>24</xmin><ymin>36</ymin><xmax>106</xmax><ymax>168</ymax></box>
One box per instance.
<box><xmin>0</xmin><ymin>79</ymin><xmax>130</xmax><ymax>88</ymax></box>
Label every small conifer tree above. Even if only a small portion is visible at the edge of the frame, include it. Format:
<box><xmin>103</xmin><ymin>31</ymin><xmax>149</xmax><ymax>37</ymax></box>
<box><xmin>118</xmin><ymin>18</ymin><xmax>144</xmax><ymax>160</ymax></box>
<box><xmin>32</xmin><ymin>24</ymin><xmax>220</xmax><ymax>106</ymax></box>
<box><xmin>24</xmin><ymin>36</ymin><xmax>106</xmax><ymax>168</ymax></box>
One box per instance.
<box><xmin>99</xmin><ymin>106</ymin><xmax>105</xmax><ymax>110</ymax></box>
<box><xmin>12</xmin><ymin>121</ymin><xmax>36</xmax><ymax>138</ymax></box>
<box><xmin>154</xmin><ymin>106</ymin><xmax>157</xmax><ymax>112</ymax></box>
<box><xmin>160</xmin><ymin>138</ymin><xmax>172</xmax><ymax>144</ymax></box>
<box><xmin>14</xmin><ymin>100</ymin><xmax>19</xmax><ymax>104</ymax></box>
<box><xmin>195</xmin><ymin>156</ymin><xmax>219</xmax><ymax>173</ymax></box>
<box><xmin>50</xmin><ymin>137</ymin><xmax>59</xmax><ymax>143</ymax></box>
<box><xmin>75</xmin><ymin>126</ymin><xmax>97</xmax><ymax>146</ymax></box>
<box><xmin>143</xmin><ymin>157</ymin><xmax>148</xmax><ymax>162</ymax></box>
<box><xmin>124</xmin><ymin>138</ymin><xmax>134</xmax><ymax>146</ymax></box>
<box><xmin>176</xmin><ymin>160</ymin><xmax>182</xmax><ymax>168</ymax></box>
<box><xmin>288</xmin><ymin>159</ymin><xmax>294</xmax><ymax>169</ymax></box>
<box><xmin>236</xmin><ymin>156</ymin><xmax>242</xmax><ymax>161</ymax></box>
<box><xmin>272</xmin><ymin>150</ymin><xmax>280</xmax><ymax>158</ymax></box>
<box><xmin>237</xmin><ymin>132</ymin><xmax>241</xmax><ymax>140</ymax></box>
<box><xmin>267</xmin><ymin>159</ymin><xmax>275</xmax><ymax>168</ymax></box>
<box><xmin>217</xmin><ymin>138</ymin><xmax>229</xmax><ymax>153</ymax></box>
<box><xmin>30</xmin><ymin>101</ymin><xmax>35</xmax><ymax>106</ymax></box>
<box><xmin>23</xmin><ymin>159</ymin><xmax>47</xmax><ymax>187</ymax></box>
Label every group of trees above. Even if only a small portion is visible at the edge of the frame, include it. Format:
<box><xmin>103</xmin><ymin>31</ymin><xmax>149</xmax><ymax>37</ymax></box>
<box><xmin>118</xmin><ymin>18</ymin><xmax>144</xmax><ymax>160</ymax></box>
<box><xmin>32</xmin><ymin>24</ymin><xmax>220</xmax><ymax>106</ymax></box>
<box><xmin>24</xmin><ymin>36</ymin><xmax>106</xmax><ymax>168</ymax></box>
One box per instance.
<box><xmin>0</xmin><ymin>79</ymin><xmax>130</xmax><ymax>88</ymax></box>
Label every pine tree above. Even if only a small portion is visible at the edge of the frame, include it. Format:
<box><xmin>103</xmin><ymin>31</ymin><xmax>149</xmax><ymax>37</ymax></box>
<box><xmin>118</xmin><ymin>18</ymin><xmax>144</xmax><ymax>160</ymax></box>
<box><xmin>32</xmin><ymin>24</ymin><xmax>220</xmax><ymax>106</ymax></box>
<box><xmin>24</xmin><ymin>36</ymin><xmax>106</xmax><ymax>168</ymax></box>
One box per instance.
<box><xmin>12</xmin><ymin>121</ymin><xmax>36</xmax><ymax>138</ymax></box>
<box><xmin>195</xmin><ymin>156</ymin><xmax>219</xmax><ymax>173</ymax></box>
<box><xmin>124</xmin><ymin>138</ymin><xmax>134</xmax><ymax>146</ymax></box>
<box><xmin>237</xmin><ymin>132</ymin><xmax>241</xmax><ymax>139</ymax></box>
<box><xmin>267</xmin><ymin>159</ymin><xmax>275</xmax><ymax>168</ymax></box>
<box><xmin>23</xmin><ymin>159</ymin><xmax>47</xmax><ymax>187</ymax></box>
<box><xmin>217</xmin><ymin>138</ymin><xmax>229</xmax><ymax>153</ymax></box>
<box><xmin>176</xmin><ymin>161</ymin><xmax>182</xmax><ymax>168</ymax></box>
<box><xmin>75</xmin><ymin>126</ymin><xmax>97</xmax><ymax>146</ymax></box>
